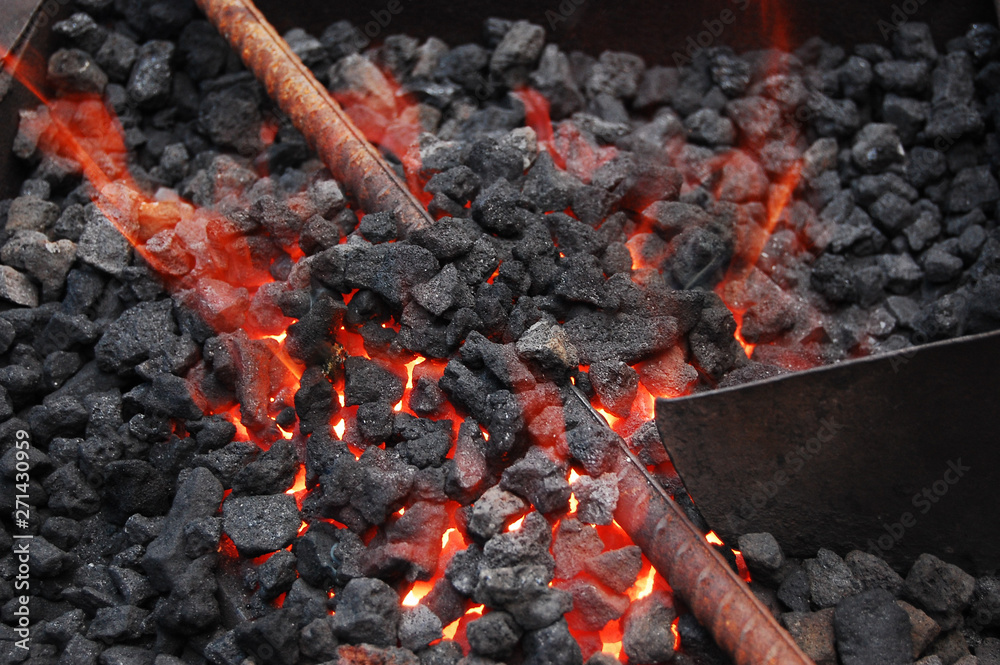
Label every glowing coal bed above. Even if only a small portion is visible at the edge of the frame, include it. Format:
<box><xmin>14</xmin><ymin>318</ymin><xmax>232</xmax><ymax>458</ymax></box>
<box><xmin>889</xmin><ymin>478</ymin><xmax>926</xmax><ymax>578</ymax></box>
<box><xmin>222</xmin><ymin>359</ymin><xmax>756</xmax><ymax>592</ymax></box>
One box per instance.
<box><xmin>1</xmin><ymin>2</ymin><xmax>1000</xmax><ymax>665</ymax></box>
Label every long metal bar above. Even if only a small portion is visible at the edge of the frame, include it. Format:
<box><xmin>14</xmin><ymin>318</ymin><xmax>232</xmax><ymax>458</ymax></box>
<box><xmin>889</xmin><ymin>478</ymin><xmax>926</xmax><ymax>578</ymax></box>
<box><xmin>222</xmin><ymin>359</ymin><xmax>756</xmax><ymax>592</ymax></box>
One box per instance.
<box><xmin>569</xmin><ymin>386</ymin><xmax>814</xmax><ymax>665</ymax></box>
<box><xmin>193</xmin><ymin>0</ymin><xmax>433</xmax><ymax>236</ymax></box>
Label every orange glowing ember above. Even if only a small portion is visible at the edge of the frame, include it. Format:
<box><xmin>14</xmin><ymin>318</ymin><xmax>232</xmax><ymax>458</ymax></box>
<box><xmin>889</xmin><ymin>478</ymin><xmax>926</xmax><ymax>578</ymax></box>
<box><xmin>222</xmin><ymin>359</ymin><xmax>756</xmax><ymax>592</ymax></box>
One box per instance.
<box><xmin>507</xmin><ymin>516</ymin><xmax>525</xmax><ymax>532</ymax></box>
<box><xmin>402</xmin><ymin>580</ymin><xmax>434</xmax><ymax>607</ymax></box>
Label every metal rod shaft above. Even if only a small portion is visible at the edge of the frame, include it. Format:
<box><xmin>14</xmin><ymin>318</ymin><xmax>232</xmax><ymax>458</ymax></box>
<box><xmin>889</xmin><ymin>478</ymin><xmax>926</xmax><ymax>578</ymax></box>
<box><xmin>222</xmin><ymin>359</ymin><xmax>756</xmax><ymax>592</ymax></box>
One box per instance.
<box><xmin>193</xmin><ymin>0</ymin><xmax>433</xmax><ymax>236</ymax></box>
<box><xmin>569</xmin><ymin>386</ymin><xmax>814</xmax><ymax>665</ymax></box>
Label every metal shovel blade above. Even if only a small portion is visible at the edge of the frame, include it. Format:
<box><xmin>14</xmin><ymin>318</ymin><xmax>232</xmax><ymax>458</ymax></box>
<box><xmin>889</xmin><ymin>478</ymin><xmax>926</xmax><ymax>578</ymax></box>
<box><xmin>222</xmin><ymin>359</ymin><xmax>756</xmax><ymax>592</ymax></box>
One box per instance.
<box><xmin>655</xmin><ymin>329</ymin><xmax>1000</xmax><ymax>573</ymax></box>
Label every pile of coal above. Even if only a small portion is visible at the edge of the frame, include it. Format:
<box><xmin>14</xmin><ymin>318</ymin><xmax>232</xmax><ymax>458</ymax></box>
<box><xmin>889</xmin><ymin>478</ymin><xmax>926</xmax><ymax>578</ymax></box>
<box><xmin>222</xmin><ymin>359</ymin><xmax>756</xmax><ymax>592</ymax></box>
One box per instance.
<box><xmin>1</xmin><ymin>1</ymin><xmax>999</xmax><ymax>665</ymax></box>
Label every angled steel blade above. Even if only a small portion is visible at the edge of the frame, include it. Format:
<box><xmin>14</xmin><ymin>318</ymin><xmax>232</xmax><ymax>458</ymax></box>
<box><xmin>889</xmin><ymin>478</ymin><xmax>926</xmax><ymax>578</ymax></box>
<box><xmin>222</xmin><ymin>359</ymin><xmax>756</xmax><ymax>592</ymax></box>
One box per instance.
<box><xmin>656</xmin><ymin>329</ymin><xmax>1000</xmax><ymax>573</ymax></box>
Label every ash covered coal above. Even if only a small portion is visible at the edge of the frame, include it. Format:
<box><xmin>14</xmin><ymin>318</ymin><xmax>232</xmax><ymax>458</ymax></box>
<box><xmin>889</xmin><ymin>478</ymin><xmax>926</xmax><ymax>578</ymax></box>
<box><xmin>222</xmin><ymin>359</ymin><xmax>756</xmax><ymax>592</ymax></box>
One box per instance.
<box><xmin>1</xmin><ymin>2</ymin><xmax>999</xmax><ymax>665</ymax></box>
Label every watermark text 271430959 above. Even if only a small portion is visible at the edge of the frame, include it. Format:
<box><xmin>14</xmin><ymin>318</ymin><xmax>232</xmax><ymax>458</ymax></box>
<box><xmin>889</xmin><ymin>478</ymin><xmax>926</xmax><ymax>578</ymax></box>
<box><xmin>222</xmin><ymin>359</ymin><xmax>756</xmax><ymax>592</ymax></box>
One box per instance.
<box><xmin>12</xmin><ymin>428</ymin><xmax>34</xmax><ymax>651</ymax></box>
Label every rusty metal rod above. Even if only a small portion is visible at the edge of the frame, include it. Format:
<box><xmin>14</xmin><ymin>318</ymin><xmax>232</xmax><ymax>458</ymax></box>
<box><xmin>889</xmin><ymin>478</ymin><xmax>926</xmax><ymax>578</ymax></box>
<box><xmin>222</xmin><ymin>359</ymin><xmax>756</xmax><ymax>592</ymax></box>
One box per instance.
<box><xmin>193</xmin><ymin>0</ymin><xmax>433</xmax><ymax>236</ymax></box>
<box><xmin>569</xmin><ymin>386</ymin><xmax>814</xmax><ymax>665</ymax></box>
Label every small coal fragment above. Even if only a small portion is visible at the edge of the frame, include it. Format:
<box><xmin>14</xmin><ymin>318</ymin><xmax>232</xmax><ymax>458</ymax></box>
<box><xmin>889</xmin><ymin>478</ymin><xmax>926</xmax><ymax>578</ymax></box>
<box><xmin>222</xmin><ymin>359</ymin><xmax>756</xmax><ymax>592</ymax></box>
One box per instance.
<box><xmin>904</xmin><ymin>553</ymin><xmax>976</xmax><ymax>615</ymax></box>
<box><xmin>834</xmin><ymin>589</ymin><xmax>913</xmax><ymax>665</ymax></box>
<box><xmin>573</xmin><ymin>472</ymin><xmax>618</xmax><ymax>525</ymax></box>
<box><xmin>500</xmin><ymin>448</ymin><xmax>570</xmax><ymax>515</ymax></box>
<box><xmin>806</xmin><ymin>548</ymin><xmax>861</xmax><ymax>609</ymax></box>
<box><xmin>738</xmin><ymin>533</ymin><xmax>786</xmax><ymax>582</ymax></box>
<box><xmin>331</xmin><ymin>577</ymin><xmax>402</xmax><ymax>647</ymax></box>
<box><xmin>522</xmin><ymin>618</ymin><xmax>583</xmax><ymax>665</ymax></box>
<box><xmin>845</xmin><ymin>550</ymin><xmax>905</xmax><ymax>596</ymax></box>
<box><xmin>781</xmin><ymin>609</ymin><xmax>837</xmax><ymax>665</ymax></box>
<box><xmin>622</xmin><ymin>591</ymin><xmax>676</xmax><ymax>665</ymax></box>
<box><xmin>345</xmin><ymin>357</ymin><xmax>406</xmax><ymax>406</ymax></box>
<box><xmin>467</xmin><ymin>611</ymin><xmax>523</xmax><ymax>659</ymax></box>
<box><xmin>222</xmin><ymin>494</ymin><xmax>301</xmax><ymax>558</ymax></box>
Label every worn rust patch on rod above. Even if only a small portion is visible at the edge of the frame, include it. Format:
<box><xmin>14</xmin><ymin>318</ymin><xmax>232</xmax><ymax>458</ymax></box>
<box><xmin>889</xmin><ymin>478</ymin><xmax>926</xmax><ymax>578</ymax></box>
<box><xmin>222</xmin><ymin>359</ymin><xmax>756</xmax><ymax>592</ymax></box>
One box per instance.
<box><xmin>569</xmin><ymin>387</ymin><xmax>814</xmax><ymax>665</ymax></box>
<box><xmin>193</xmin><ymin>0</ymin><xmax>433</xmax><ymax>235</ymax></box>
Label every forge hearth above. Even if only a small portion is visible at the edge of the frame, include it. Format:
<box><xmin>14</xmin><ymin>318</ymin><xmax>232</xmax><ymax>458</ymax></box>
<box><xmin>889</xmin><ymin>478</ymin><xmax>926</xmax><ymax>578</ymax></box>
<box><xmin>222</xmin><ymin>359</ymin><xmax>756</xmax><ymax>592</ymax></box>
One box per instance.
<box><xmin>1</xmin><ymin>1</ymin><xmax>1000</xmax><ymax>665</ymax></box>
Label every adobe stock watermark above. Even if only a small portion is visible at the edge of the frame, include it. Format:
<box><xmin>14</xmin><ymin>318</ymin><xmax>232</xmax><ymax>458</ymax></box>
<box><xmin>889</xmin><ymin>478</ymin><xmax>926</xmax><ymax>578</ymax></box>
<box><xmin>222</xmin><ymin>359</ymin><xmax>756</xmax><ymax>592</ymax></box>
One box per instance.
<box><xmin>340</xmin><ymin>0</ymin><xmax>408</xmax><ymax>52</ymax></box>
<box><xmin>866</xmin><ymin>458</ymin><xmax>971</xmax><ymax>557</ymax></box>
<box><xmin>670</xmin><ymin>0</ymin><xmax>753</xmax><ymax>68</ymax></box>
<box><xmin>545</xmin><ymin>0</ymin><xmax>588</xmax><ymax>31</ymax></box>
<box><xmin>723</xmin><ymin>417</ymin><xmax>845</xmax><ymax>530</ymax></box>
<box><xmin>876</xmin><ymin>0</ymin><xmax>931</xmax><ymax>41</ymax></box>
<box><xmin>11</xmin><ymin>428</ymin><xmax>34</xmax><ymax>652</ymax></box>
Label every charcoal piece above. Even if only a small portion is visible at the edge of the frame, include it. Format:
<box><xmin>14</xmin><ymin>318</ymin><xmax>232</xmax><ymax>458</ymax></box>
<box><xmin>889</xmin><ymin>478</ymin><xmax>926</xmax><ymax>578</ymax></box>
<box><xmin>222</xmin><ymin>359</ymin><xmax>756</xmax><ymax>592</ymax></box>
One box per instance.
<box><xmin>588</xmin><ymin>358</ymin><xmax>637</xmax><ymax>418</ymax></box>
<box><xmin>411</xmin><ymin>218</ymin><xmax>478</xmax><ymax>261</ymax></box>
<box><xmin>344</xmin><ymin>357</ymin><xmax>405</xmax><ymax>407</ymax></box>
<box><xmin>254</xmin><ymin>549</ymin><xmax>297</xmax><ymax>601</ymax></box>
<box><xmin>553</xmin><ymin>519</ymin><xmax>603</xmax><ymax>580</ymax></box>
<box><xmin>124</xmin><ymin>40</ymin><xmax>174</xmax><ymax>109</ymax></box>
<box><xmin>553</xmin><ymin>254</ymin><xmax>606</xmax><ymax>306</ymax></box>
<box><xmin>359</xmin><ymin>212</ymin><xmax>399</xmax><ymax>244</ymax></box>
<box><xmin>40</xmin><ymin>516</ymin><xmax>81</xmax><ymax>551</ymax></box>
<box><xmin>504</xmin><ymin>585</ymin><xmax>573</xmax><ymax>631</ymax></box>
<box><xmin>475</xmin><ymin>563</ymin><xmax>552</xmax><ymax>610</ymax></box>
<box><xmin>725</xmin><ymin>96</ymin><xmax>781</xmax><ymax>145</ymax></box>
<box><xmin>868</xmin><ymin>192</ymin><xmax>916</xmax><ymax>235</ymax></box>
<box><xmin>882</xmin><ymin>95</ymin><xmax>928</xmax><ymax>145</ymax></box>
<box><xmin>922</xmin><ymin>247</ymin><xmax>964</xmax><ymax>283</ymax></box>
<box><xmin>86</xmin><ymin>605</ymin><xmax>148</xmax><ymax>644</ymax></box>
<box><xmin>838</xmin><ymin>55</ymin><xmax>873</xmax><ymax>101</ymax></box>
<box><xmin>467</xmin><ymin>486</ymin><xmax>528</xmax><ymax>542</ymax></box>
<box><xmin>482</xmin><ymin>511</ymin><xmax>553</xmax><ymax>571</ymax></box>
<box><xmin>489</xmin><ymin>19</ymin><xmax>544</xmax><ymax>81</ymax></box>
<box><xmin>54</xmin><ymin>12</ymin><xmax>107</xmax><ymax>54</ymax></box>
<box><xmin>874</xmin><ymin>60</ymin><xmax>930</xmax><ymax>93</ymax></box>
<box><xmin>564</xmin><ymin>311</ymin><xmax>677</xmax><ymax>365</ymax></box>
<box><xmin>95</xmin><ymin>32</ymin><xmax>139</xmax><ymax>84</ymax></box>
<box><xmin>445</xmin><ymin>421</ymin><xmax>491</xmax><ymax>505</ymax></box>
<box><xmin>637</xmin><ymin>346</ymin><xmax>700</xmax><ymax>397</ymax></box>
<box><xmin>500</xmin><ymin>448</ymin><xmax>570</xmax><ymax>515</ymax></box>
<box><xmin>737</xmin><ymin>533</ymin><xmax>786</xmax><ymax>581</ymax></box>
<box><xmin>77</xmin><ymin>205</ymin><xmax>132</xmax><ymax>276</ymax></box>
<box><xmin>926</xmin><ymin>103</ymin><xmax>985</xmax><ymax>144</ymax></box>
<box><xmin>331</xmin><ymin>577</ymin><xmax>401</xmax><ymax>647</ymax></box>
<box><xmin>466</xmin><ymin>139</ymin><xmax>526</xmax><ymax>186</ymax></box>
<box><xmin>231</xmin><ymin>439</ymin><xmax>298</xmax><ymax>496</ymax></box>
<box><xmin>472</xmin><ymin>180</ymin><xmax>534</xmax><ymax>237</ymax></box>
<box><xmin>811</xmin><ymin>254</ymin><xmax>859</xmax><ymax>303</ymax></box>
<box><xmin>715</xmin><ymin>151</ymin><xmax>769</xmax><ymax>203</ymax></box>
<box><xmin>515</xmin><ymin>320</ymin><xmax>579</xmax><ymax>376</ymax></box>
<box><xmin>48</xmin><ymin>48</ymin><xmax>108</xmax><ymax>94</ymax></box>
<box><xmin>152</xmin><ymin>552</ymin><xmax>220</xmax><ymax>635</ymax></box>
<box><xmin>445</xmin><ymin>544</ymin><xmax>485</xmax><ymax>598</ymax></box>
<box><xmin>521</xmin><ymin>153</ymin><xmax>580</xmax><ymax>213</ymax></box>
<box><xmin>904</xmin><ymin>211</ymin><xmax>942</xmax><ymax>252</ymax></box>
<box><xmin>564</xmin><ymin>417</ymin><xmax>619</xmax><ymax>477</ymax></box>
<box><xmin>52</xmin><ymin>635</ymin><xmax>105</xmax><ymax>665</ymax></box>
<box><xmin>350</xmin><ymin>446</ymin><xmax>416</xmax><ymax>524</ymax></box>
<box><xmin>681</xmin><ymin>108</ymin><xmax>733</xmax><ymax>146</ymax></box>
<box><xmin>914</xmin><ymin>292</ymin><xmax>969</xmax><ymax>341</ymax></box>
<box><xmin>710</xmin><ymin>53</ymin><xmax>750</xmax><ymax>97</ymax></box>
<box><xmin>102</xmin><ymin>460</ymin><xmax>170</xmax><ymax>524</ymax></box>
<box><xmin>895</xmin><ymin>601</ymin><xmax>940</xmax><ymax>659</ymax></box>
<box><xmin>622</xmin><ymin>591</ymin><xmax>676</xmax><ymax>665</ymax></box>
<box><xmin>467</xmin><ymin>611</ymin><xmax>522</xmax><ymax>659</ymax></box>
<box><xmin>223</xmin><ymin>494</ymin><xmax>300</xmax><ymax>558</ymax></box>
<box><xmin>834</xmin><ymin>589</ymin><xmax>912</xmax><ymax>665</ymax></box>
<box><xmin>892</xmin><ymin>22</ymin><xmax>938</xmax><ymax>60</ymax></box>
<box><xmin>947</xmin><ymin>165</ymin><xmax>1000</xmax><ymax>213</ymax></box>
<box><xmin>482</xmin><ymin>389</ymin><xmax>525</xmax><ymax>460</ymax></box>
<box><xmin>805</xmin><ymin>92</ymin><xmax>860</xmax><ymax>137</ymax></box>
<box><xmin>426</xmin><ymin>166</ymin><xmax>482</xmax><ymax>205</ymax></box>
<box><xmin>904</xmin><ymin>553</ymin><xmax>975</xmax><ymax>615</ymax></box>
<box><xmin>903</xmin><ymin>148</ymin><xmax>947</xmax><ymax>190</ymax></box>
<box><xmin>522</xmin><ymin>618</ymin><xmax>582</xmax><ymax>665</ymax></box>
<box><xmin>568</xmin><ymin>473</ymin><xmax>616</xmax><ymax>525</ymax></box>
<box><xmin>393</xmin><ymin>414</ymin><xmax>453</xmax><ymax>469</ymax></box>
<box><xmin>233</xmin><ymin>608</ymin><xmax>300</xmax><ymax>665</ymax></box>
<box><xmin>24</xmin><ymin>535</ymin><xmax>66</xmax><ymax>578</ymax></box>
<box><xmin>781</xmin><ymin>609</ymin><xmax>836</xmax><ymax>665</ymax></box>
<box><xmin>557</xmin><ymin>577</ymin><xmax>629</xmax><ymax>631</ymax></box>
<box><xmin>301</xmin><ymin>617</ymin><xmax>339</xmax><ymax>662</ymax></box>
<box><xmin>413</xmin><ymin>264</ymin><xmax>461</xmax><ymax>316</ymax></box>
<box><xmin>6</xmin><ymin>196</ymin><xmax>59</xmax><ymax>232</ymax></box>
<box><xmin>778</xmin><ymin>566</ymin><xmax>812</xmax><ymax>613</ymax></box>
<box><xmin>584</xmin><ymin>547</ymin><xmax>642</xmax><ymax>594</ymax></box>
<box><xmin>198</xmin><ymin>83</ymin><xmax>263</xmax><ymax>156</ymax></box>
<box><xmin>0</xmin><ymin>267</ymin><xmax>38</xmax><ymax>307</ymax></box>
<box><xmin>852</xmin><ymin>124</ymin><xmax>905</xmax><ymax>173</ymax></box>
<box><xmin>352</xmin><ymin>401</ymin><xmax>392</xmax><ymax>445</ymax></box>
<box><xmin>879</xmin><ymin>254</ymin><xmax>923</xmax><ymax>294</ymax></box>
<box><xmin>409</xmin><ymin>376</ymin><xmax>446</xmax><ymax>417</ymax></box>
<box><xmin>43</xmin><ymin>462</ymin><xmax>101</xmax><ymax>518</ymax></box>
<box><xmin>399</xmin><ymin>605</ymin><xmax>443</xmax><ymax>652</ymax></box>
<box><xmin>957</xmin><ymin>224</ymin><xmax>987</xmax><ymax>262</ymax></box>
<box><xmin>93</xmin><ymin>300</ymin><xmax>177</xmax><ymax>376</ymax></box>
<box><xmin>529</xmin><ymin>45</ymin><xmax>584</xmax><ymax>119</ymax></box>
<box><xmin>806</xmin><ymin>548</ymin><xmax>861</xmax><ymax>609</ymax></box>
<box><xmin>967</xmin><ymin>275</ymin><xmax>1000</xmax><ymax>333</ymax></box>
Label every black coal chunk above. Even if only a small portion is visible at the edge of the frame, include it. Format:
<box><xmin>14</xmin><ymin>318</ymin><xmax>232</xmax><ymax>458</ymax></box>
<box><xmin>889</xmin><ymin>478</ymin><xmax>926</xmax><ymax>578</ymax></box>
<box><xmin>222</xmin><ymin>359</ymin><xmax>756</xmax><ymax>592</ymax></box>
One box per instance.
<box><xmin>94</xmin><ymin>299</ymin><xmax>178</xmax><ymax>374</ymax></box>
<box><xmin>127</xmin><ymin>41</ymin><xmax>174</xmax><ymax>109</ymax></box>
<box><xmin>393</xmin><ymin>413</ymin><xmax>453</xmax><ymax>469</ymax></box>
<box><xmin>564</xmin><ymin>312</ymin><xmax>678</xmax><ymax>365</ymax></box>
<box><xmin>904</xmin><ymin>553</ymin><xmax>975</xmax><ymax>615</ymax></box>
<box><xmin>102</xmin><ymin>460</ymin><xmax>170</xmax><ymax>524</ymax></box>
<box><xmin>622</xmin><ymin>591</ymin><xmax>677</xmax><ymax>665</ymax></box>
<box><xmin>222</xmin><ymin>494</ymin><xmax>301</xmax><ymax>558</ymax></box>
<box><xmin>198</xmin><ymin>81</ymin><xmax>263</xmax><ymax>156</ymax></box>
<box><xmin>499</xmin><ymin>448</ymin><xmax>571</xmax><ymax>514</ymax></box>
<box><xmin>234</xmin><ymin>608</ymin><xmax>301</xmax><ymax>665</ymax></box>
<box><xmin>833</xmin><ymin>589</ymin><xmax>912</xmax><ymax>665</ymax></box>
<box><xmin>467</xmin><ymin>611</ymin><xmax>523</xmax><ymax>659</ymax></box>
<box><xmin>331</xmin><ymin>577</ymin><xmax>402</xmax><ymax>647</ymax></box>
<box><xmin>522</xmin><ymin>618</ymin><xmax>582</xmax><ymax>665</ymax></box>
<box><xmin>230</xmin><ymin>438</ymin><xmax>298</xmax><ymax>496</ymax></box>
<box><xmin>344</xmin><ymin>357</ymin><xmax>405</xmax><ymax>406</ymax></box>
